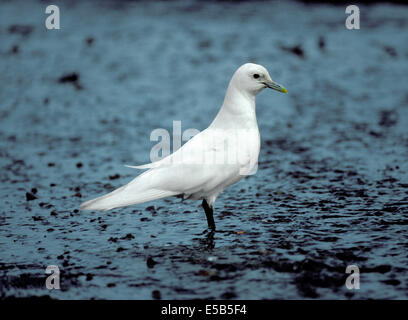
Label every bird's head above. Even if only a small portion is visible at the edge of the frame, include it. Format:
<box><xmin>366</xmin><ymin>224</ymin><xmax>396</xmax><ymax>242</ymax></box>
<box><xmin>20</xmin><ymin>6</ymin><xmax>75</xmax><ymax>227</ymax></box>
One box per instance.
<box><xmin>232</xmin><ymin>63</ymin><xmax>287</xmax><ymax>96</ymax></box>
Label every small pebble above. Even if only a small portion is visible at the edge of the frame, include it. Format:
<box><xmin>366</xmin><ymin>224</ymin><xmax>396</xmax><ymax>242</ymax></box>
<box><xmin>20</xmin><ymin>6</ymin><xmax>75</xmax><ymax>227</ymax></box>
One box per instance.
<box><xmin>26</xmin><ymin>192</ymin><xmax>37</xmax><ymax>201</ymax></box>
<box><xmin>152</xmin><ymin>290</ymin><xmax>161</xmax><ymax>300</ymax></box>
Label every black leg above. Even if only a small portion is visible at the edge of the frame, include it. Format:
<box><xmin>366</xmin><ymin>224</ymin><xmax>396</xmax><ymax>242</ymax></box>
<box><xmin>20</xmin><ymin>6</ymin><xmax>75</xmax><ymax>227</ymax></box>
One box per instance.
<box><xmin>202</xmin><ymin>199</ymin><xmax>216</xmax><ymax>230</ymax></box>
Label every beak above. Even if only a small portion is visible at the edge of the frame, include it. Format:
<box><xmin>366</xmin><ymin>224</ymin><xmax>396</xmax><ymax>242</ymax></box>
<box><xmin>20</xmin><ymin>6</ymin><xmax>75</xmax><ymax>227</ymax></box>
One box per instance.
<box><xmin>263</xmin><ymin>79</ymin><xmax>287</xmax><ymax>93</ymax></box>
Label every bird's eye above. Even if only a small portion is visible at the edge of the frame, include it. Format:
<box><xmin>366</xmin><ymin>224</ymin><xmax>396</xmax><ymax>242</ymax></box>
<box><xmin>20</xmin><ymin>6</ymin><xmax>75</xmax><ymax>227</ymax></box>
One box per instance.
<box><xmin>253</xmin><ymin>74</ymin><xmax>260</xmax><ymax>79</ymax></box>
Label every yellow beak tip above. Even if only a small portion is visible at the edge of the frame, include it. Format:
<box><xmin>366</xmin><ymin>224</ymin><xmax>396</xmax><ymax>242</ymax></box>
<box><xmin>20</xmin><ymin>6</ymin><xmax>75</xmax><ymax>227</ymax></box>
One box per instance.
<box><xmin>282</xmin><ymin>88</ymin><xmax>288</xmax><ymax>94</ymax></box>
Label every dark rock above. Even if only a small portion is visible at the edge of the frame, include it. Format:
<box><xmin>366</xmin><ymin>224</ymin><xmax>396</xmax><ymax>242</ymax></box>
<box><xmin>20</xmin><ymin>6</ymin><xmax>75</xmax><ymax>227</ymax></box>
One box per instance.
<box><xmin>39</xmin><ymin>202</ymin><xmax>53</xmax><ymax>209</ymax></box>
<box><xmin>318</xmin><ymin>36</ymin><xmax>325</xmax><ymax>51</ymax></box>
<box><xmin>382</xmin><ymin>279</ymin><xmax>400</xmax><ymax>286</ymax></box>
<box><xmin>383</xmin><ymin>46</ymin><xmax>397</xmax><ymax>57</ymax></box>
<box><xmin>365</xmin><ymin>265</ymin><xmax>392</xmax><ymax>274</ymax></box>
<box><xmin>378</xmin><ymin>110</ymin><xmax>398</xmax><ymax>127</ymax></box>
<box><xmin>85</xmin><ymin>37</ymin><xmax>94</xmax><ymax>46</ymax></box>
<box><xmin>221</xmin><ymin>291</ymin><xmax>237</xmax><ymax>299</ymax></box>
<box><xmin>8</xmin><ymin>25</ymin><xmax>33</xmax><ymax>36</ymax></box>
<box><xmin>121</xmin><ymin>233</ymin><xmax>134</xmax><ymax>240</ymax></box>
<box><xmin>26</xmin><ymin>192</ymin><xmax>37</xmax><ymax>201</ymax></box>
<box><xmin>146</xmin><ymin>257</ymin><xmax>158</xmax><ymax>268</ymax></box>
<box><xmin>58</xmin><ymin>73</ymin><xmax>83</xmax><ymax>90</ymax></box>
<box><xmin>109</xmin><ymin>173</ymin><xmax>120</xmax><ymax>180</ymax></box>
<box><xmin>369</xmin><ymin>130</ymin><xmax>383</xmax><ymax>138</ymax></box>
<box><xmin>59</xmin><ymin>73</ymin><xmax>79</xmax><ymax>83</ymax></box>
<box><xmin>280</xmin><ymin>44</ymin><xmax>305</xmax><ymax>58</ymax></box>
<box><xmin>152</xmin><ymin>290</ymin><xmax>161</xmax><ymax>300</ymax></box>
<box><xmin>10</xmin><ymin>45</ymin><xmax>19</xmax><ymax>54</ymax></box>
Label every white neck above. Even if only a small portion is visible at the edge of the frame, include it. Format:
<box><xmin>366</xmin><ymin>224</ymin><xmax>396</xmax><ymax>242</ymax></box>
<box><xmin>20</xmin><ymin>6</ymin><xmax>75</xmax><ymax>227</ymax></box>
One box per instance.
<box><xmin>210</xmin><ymin>81</ymin><xmax>258</xmax><ymax>129</ymax></box>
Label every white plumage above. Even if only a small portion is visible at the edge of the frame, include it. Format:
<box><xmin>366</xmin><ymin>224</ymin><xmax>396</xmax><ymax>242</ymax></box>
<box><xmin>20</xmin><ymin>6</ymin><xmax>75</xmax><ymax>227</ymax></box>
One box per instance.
<box><xmin>80</xmin><ymin>63</ymin><xmax>287</xmax><ymax>230</ymax></box>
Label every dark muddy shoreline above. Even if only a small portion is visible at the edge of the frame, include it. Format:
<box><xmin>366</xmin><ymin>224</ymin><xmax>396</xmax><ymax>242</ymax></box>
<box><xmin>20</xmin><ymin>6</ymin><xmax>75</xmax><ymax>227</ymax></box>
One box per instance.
<box><xmin>1</xmin><ymin>0</ymin><xmax>408</xmax><ymax>299</ymax></box>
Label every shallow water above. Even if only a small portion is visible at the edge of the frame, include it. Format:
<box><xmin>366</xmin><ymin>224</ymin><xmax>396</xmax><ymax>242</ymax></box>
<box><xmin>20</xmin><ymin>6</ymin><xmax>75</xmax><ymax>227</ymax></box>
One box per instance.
<box><xmin>1</xmin><ymin>0</ymin><xmax>408</xmax><ymax>299</ymax></box>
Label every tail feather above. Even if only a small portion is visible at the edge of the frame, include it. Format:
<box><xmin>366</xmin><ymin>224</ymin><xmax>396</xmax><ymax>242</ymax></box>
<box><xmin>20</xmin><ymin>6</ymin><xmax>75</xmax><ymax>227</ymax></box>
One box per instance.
<box><xmin>80</xmin><ymin>185</ymin><xmax>177</xmax><ymax>211</ymax></box>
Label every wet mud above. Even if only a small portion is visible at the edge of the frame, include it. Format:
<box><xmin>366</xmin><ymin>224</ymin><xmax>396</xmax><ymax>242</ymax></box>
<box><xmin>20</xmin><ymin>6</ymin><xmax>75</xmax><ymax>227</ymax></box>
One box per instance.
<box><xmin>0</xmin><ymin>0</ymin><xmax>408</xmax><ymax>299</ymax></box>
